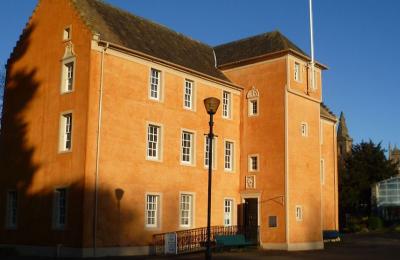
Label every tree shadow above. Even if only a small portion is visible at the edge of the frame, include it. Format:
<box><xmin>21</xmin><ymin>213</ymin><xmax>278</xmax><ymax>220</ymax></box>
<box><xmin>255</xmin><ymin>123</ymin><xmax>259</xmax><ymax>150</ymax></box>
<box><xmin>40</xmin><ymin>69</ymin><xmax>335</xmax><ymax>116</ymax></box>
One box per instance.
<box><xmin>0</xmin><ymin>22</ymin><xmax>145</xmax><ymax>257</ymax></box>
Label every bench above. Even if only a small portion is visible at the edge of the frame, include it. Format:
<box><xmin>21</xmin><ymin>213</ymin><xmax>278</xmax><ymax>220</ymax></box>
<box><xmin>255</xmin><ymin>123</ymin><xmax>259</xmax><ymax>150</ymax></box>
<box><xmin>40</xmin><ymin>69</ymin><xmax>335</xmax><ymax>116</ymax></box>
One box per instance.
<box><xmin>215</xmin><ymin>234</ymin><xmax>253</xmax><ymax>250</ymax></box>
<box><xmin>323</xmin><ymin>230</ymin><xmax>341</xmax><ymax>242</ymax></box>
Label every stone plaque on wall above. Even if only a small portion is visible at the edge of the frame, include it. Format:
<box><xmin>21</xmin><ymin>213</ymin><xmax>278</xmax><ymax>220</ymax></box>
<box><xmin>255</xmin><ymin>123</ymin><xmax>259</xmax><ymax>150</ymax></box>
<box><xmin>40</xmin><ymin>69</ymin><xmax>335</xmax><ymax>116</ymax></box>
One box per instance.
<box><xmin>245</xmin><ymin>175</ymin><xmax>256</xmax><ymax>189</ymax></box>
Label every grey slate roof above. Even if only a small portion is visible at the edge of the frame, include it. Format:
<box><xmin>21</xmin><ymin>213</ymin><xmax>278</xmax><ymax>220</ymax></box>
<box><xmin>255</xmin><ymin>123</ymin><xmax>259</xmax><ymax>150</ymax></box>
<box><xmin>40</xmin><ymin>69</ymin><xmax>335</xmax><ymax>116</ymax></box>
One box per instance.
<box><xmin>214</xmin><ymin>31</ymin><xmax>308</xmax><ymax>67</ymax></box>
<box><xmin>320</xmin><ymin>103</ymin><xmax>337</xmax><ymax>122</ymax></box>
<box><xmin>71</xmin><ymin>0</ymin><xmax>309</xmax><ymax>81</ymax></box>
<box><xmin>71</xmin><ymin>0</ymin><xmax>229</xmax><ymax>81</ymax></box>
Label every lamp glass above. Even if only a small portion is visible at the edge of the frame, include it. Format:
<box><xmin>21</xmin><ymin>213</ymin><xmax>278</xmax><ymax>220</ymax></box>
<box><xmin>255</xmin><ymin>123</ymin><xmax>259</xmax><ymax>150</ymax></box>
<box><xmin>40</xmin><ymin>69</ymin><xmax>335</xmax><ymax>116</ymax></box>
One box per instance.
<box><xmin>204</xmin><ymin>97</ymin><xmax>220</xmax><ymax>114</ymax></box>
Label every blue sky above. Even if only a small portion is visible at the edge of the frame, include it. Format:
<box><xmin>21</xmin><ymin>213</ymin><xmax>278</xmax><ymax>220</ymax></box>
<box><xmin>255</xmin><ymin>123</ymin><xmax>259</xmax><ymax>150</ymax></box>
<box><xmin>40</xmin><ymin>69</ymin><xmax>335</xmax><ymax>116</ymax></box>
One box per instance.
<box><xmin>1</xmin><ymin>0</ymin><xmax>399</xmax><ymax>150</ymax></box>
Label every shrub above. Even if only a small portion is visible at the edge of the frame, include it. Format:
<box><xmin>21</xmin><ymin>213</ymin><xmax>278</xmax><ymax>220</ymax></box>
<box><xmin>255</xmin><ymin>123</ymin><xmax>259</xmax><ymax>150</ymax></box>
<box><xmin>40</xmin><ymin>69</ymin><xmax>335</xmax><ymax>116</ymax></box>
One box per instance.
<box><xmin>368</xmin><ymin>216</ymin><xmax>383</xmax><ymax>230</ymax></box>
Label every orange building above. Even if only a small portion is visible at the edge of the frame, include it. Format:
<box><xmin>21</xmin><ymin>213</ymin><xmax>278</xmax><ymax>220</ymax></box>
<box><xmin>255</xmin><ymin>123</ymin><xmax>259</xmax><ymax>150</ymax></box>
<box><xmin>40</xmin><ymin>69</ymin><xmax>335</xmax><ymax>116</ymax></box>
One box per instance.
<box><xmin>0</xmin><ymin>0</ymin><xmax>338</xmax><ymax>257</ymax></box>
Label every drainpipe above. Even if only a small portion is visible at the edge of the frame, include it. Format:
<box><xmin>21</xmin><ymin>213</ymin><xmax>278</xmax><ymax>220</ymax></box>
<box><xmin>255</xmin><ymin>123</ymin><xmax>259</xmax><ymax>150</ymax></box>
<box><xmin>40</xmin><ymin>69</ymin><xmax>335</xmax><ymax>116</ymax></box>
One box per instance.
<box><xmin>93</xmin><ymin>41</ymin><xmax>109</xmax><ymax>257</ymax></box>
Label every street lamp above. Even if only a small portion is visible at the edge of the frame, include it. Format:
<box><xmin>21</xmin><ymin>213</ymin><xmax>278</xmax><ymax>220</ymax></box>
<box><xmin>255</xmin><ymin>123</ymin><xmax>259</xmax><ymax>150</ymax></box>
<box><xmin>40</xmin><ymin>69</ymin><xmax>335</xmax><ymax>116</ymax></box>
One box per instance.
<box><xmin>203</xmin><ymin>97</ymin><xmax>220</xmax><ymax>260</ymax></box>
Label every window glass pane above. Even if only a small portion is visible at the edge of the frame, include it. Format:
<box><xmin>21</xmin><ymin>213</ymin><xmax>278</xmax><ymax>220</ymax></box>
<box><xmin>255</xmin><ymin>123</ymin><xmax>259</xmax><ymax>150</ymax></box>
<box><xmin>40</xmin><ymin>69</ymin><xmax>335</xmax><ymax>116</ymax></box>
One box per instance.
<box><xmin>225</xmin><ymin>141</ymin><xmax>233</xmax><ymax>170</ymax></box>
<box><xmin>150</xmin><ymin>69</ymin><xmax>160</xmax><ymax>99</ymax></box>
<box><xmin>147</xmin><ymin>125</ymin><xmax>160</xmax><ymax>159</ymax></box>
<box><xmin>65</xmin><ymin>62</ymin><xmax>74</xmax><ymax>91</ymax></box>
<box><xmin>62</xmin><ymin>114</ymin><xmax>72</xmax><ymax>151</ymax></box>
<box><xmin>224</xmin><ymin>199</ymin><xmax>233</xmax><ymax>226</ymax></box>
<box><xmin>7</xmin><ymin>191</ymin><xmax>18</xmax><ymax>227</ymax></box>
<box><xmin>180</xmin><ymin>194</ymin><xmax>192</xmax><ymax>226</ymax></box>
<box><xmin>182</xmin><ymin>131</ymin><xmax>193</xmax><ymax>163</ymax></box>
<box><xmin>146</xmin><ymin>195</ymin><xmax>158</xmax><ymax>226</ymax></box>
<box><xmin>269</xmin><ymin>216</ymin><xmax>277</xmax><ymax>227</ymax></box>
<box><xmin>184</xmin><ymin>80</ymin><xmax>193</xmax><ymax>109</ymax></box>
<box><xmin>223</xmin><ymin>91</ymin><xmax>231</xmax><ymax>118</ymax></box>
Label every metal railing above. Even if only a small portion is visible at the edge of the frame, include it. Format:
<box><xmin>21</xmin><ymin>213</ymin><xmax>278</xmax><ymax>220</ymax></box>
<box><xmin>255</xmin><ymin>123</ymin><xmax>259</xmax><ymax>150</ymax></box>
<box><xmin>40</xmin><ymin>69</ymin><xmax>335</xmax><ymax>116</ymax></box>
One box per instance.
<box><xmin>152</xmin><ymin>225</ymin><xmax>259</xmax><ymax>255</ymax></box>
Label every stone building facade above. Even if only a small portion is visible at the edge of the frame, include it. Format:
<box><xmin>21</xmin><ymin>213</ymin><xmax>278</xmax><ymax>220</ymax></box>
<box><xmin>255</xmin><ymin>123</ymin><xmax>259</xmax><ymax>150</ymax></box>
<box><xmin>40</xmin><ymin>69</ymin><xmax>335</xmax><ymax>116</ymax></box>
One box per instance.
<box><xmin>0</xmin><ymin>0</ymin><xmax>338</xmax><ymax>257</ymax></box>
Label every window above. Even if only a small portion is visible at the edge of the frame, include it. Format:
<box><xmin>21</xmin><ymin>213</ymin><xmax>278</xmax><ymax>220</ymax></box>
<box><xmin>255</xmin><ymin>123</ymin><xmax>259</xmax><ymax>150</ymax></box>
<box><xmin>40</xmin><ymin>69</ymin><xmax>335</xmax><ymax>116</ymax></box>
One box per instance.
<box><xmin>60</xmin><ymin>113</ymin><xmax>72</xmax><ymax>152</ymax></box>
<box><xmin>296</xmin><ymin>206</ymin><xmax>303</xmax><ymax>221</ymax></box>
<box><xmin>150</xmin><ymin>68</ymin><xmax>161</xmax><ymax>100</ymax></box>
<box><xmin>301</xmin><ymin>122</ymin><xmax>308</xmax><ymax>137</ymax></box>
<box><xmin>180</xmin><ymin>194</ymin><xmax>193</xmax><ymax>227</ymax></box>
<box><xmin>224</xmin><ymin>199</ymin><xmax>233</xmax><ymax>226</ymax></box>
<box><xmin>224</xmin><ymin>141</ymin><xmax>234</xmax><ymax>171</ymax></box>
<box><xmin>204</xmin><ymin>136</ymin><xmax>216</xmax><ymax>169</ymax></box>
<box><xmin>6</xmin><ymin>191</ymin><xmax>17</xmax><ymax>229</ymax></box>
<box><xmin>147</xmin><ymin>124</ymin><xmax>161</xmax><ymax>160</ymax></box>
<box><xmin>63</xmin><ymin>27</ymin><xmax>71</xmax><ymax>41</ymax></box>
<box><xmin>61</xmin><ymin>61</ymin><xmax>75</xmax><ymax>93</ymax></box>
<box><xmin>248</xmin><ymin>155</ymin><xmax>259</xmax><ymax>172</ymax></box>
<box><xmin>294</xmin><ymin>62</ymin><xmax>301</xmax><ymax>81</ymax></box>
<box><xmin>54</xmin><ymin>188</ymin><xmax>67</xmax><ymax>229</ymax></box>
<box><xmin>146</xmin><ymin>194</ymin><xmax>160</xmax><ymax>228</ymax></box>
<box><xmin>248</xmin><ymin>99</ymin><xmax>258</xmax><ymax>116</ymax></box>
<box><xmin>181</xmin><ymin>131</ymin><xmax>194</xmax><ymax>164</ymax></box>
<box><xmin>222</xmin><ymin>91</ymin><xmax>231</xmax><ymax>119</ymax></box>
<box><xmin>268</xmin><ymin>216</ymin><xmax>277</xmax><ymax>228</ymax></box>
<box><xmin>184</xmin><ymin>80</ymin><xmax>194</xmax><ymax>110</ymax></box>
<box><xmin>320</xmin><ymin>159</ymin><xmax>325</xmax><ymax>185</ymax></box>
<box><xmin>246</xmin><ymin>87</ymin><xmax>259</xmax><ymax>117</ymax></box>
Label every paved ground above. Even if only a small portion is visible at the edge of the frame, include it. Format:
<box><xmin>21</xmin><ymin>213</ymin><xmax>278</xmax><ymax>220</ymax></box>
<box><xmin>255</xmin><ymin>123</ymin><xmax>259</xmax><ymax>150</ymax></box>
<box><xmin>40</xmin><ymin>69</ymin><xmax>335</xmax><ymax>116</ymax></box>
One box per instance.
<box><xmin>2</xmin><ymin>232</ymin><xmax>400</xmax><ymax>259</ymax></box>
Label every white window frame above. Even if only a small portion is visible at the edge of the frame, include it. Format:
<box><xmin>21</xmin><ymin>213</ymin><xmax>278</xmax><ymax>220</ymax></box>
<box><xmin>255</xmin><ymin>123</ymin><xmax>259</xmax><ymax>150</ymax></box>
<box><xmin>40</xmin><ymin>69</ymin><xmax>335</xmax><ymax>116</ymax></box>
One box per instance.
<box><xmin>179</xmin><ymin>193</ymin><xmax>194</xmax><ymax>228</ymax></box>
<box><xmin>53</xmin><ymin>188</ymin><xmax>68</xmax><ymax>230</ymax></box>
<box><xmin>224</xmin><ymin>140</ymin><xmax>235</xmax><ymax>172</ymax></box>
<box><xmin>204</xmin><ymin>136</ymin><xmax>217</xmax><ymax>169</ymax></box>
<box><xmin>223</xmin><ymin>198</ymin><xmax>234</xmax><ymax>226</ymax></box>
<box><xmin>301</xmin><ymin>122</ymin><xmax>308</xmax><ymax>137</ymax></box>
<box><xmin>145</xmin><ymin>193</ymin><xmax>161</xmax><ymax>228</ymax></box>
<box><xmin>295</xmin><ymin>205</ymin><xmax>303</xmax><ymax>221</ymax></box>
<box><xmin>5</xmin><ymin>190</ymin><xmax>17</xmax><ymax>229</ymax></box>
<box><xmin>146</xmin><ymin>122</ymin><xmax>163</xmax><ymax>161</ymax></box>
<box><xmin>222</xmin><ymin>91</ymin><xmax>232</xmax><ymax>119</ymax></box>
<box><xmin>60</xmin><ymin>57</ymin><xmax>76</xmax><ymax>94</ymax></box>
<box><xmin>248</xmin><ymin>154</ymin><xmax>259</xmax><ymax>172</ymax></box>
<box><xmin>294</xmin><ymin>62</ymin><xmax>301</xmax><ymax>82</ymax></box>
<box><xmin>320</xmin><ymin>159</ymin><xmax>325</xmax><ymax>185</ymax></box>
<box><xmin>248</xmin><ymin>98</ymin><xmax>259</xmax><ymax>117</ymax></box>
<box><xmin>63</xmin><ymin>25</ymin><xmax>71</xmax><ymax>41</ymax></box>
<box><xmin>59</xmin><ymin>112</ymin><xmax>73</xmax><ymax>152</ymax></box>
<box><xmin>183</xmin><ymin>79</ymin><xmax>195</xmax><ymax>111</ymax></box>
<box><xmin>149</xmin><ymin>68</ymin><xmax>162</xmax><ymax>101</ymax></box>
<box><xmin>181</xmin><ymin>129</ymin><xmax>196</xmax><ymax>166</ymax></box>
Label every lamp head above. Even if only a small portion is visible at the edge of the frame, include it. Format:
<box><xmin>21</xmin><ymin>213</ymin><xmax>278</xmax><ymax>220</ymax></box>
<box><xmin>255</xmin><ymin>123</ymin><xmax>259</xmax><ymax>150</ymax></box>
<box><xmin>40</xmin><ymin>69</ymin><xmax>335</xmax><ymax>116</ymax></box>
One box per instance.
<box><xmin>203</xmin><ymin>97</ymin><xmax>220</xmax><ymax>115</ymax></box>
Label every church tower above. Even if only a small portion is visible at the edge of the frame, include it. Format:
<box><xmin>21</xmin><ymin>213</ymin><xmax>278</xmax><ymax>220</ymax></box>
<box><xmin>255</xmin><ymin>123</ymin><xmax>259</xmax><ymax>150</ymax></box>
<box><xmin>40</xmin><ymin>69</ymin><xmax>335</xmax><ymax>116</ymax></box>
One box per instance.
<box><xmin>337</xmin><ymin>112</ymin><xmax>353</xmax><ymax>162</ymax></box>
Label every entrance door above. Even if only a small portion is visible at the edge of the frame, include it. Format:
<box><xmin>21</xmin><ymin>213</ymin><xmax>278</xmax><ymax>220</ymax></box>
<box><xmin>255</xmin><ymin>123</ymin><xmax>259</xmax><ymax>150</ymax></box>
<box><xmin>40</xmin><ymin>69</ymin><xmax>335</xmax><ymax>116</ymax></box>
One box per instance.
<box><xmin>244</xmin><ymin>198</ymin><xmax>258</xmax><ymax>242</ymax></box>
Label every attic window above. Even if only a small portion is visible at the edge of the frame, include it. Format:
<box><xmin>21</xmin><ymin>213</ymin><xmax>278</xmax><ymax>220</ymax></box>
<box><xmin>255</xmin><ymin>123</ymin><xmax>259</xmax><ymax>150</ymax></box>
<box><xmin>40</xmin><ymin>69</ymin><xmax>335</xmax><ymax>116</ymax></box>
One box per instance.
<box><xmin>63</xmin><ymin>27</ymin><xmax>71</xmax><ymax>41</ymax></box>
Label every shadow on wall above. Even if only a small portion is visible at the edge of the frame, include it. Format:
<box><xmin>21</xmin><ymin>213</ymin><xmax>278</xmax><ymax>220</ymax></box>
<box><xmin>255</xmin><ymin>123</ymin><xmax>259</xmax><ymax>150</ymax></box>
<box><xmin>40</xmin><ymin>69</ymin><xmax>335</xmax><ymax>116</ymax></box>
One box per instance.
<box><xmin>0</xmin><ymin>23</ymin><xmax>147</xmax><ymax>252</ymax></box>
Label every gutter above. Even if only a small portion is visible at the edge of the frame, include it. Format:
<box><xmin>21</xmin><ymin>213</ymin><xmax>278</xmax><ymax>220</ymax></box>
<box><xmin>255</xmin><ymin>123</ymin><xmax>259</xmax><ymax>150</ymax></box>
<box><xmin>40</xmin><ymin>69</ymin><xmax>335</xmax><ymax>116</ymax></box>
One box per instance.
<box><xmin>218</xmin><ymin>49</ymin><xmax>328</xmax><ymax>71</ymax></box>
<box><xmin>93</xmin><ymin>41</ymin><xmax>109</xmax><ymax>257</ymax></box>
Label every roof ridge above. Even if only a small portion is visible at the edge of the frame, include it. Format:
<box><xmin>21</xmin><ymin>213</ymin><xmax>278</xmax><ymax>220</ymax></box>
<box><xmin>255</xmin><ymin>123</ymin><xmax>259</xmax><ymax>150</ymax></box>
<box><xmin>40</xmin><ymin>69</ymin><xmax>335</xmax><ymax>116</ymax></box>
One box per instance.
<box><xmin>213</xmin><ymin>30</ymin><xmax>281</xmax><ymax>48</ymax></box>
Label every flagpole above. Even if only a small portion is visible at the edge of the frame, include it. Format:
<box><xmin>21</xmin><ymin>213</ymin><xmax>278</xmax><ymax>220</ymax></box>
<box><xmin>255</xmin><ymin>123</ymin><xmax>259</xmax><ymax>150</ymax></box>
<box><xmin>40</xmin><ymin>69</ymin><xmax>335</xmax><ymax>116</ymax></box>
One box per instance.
<box><xmin>309</xmin><ymin>0</ymin><xmax>315</xmax><ymax>91</ymax></box>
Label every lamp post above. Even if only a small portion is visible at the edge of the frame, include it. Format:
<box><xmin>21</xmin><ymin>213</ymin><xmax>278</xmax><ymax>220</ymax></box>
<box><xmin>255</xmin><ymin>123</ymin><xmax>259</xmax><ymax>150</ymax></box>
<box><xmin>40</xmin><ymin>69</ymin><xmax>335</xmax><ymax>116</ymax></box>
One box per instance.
<box><xmin>203</xmin><ymin>97</ymin><xmax>220</xmax><ymax>260</ymax></box>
